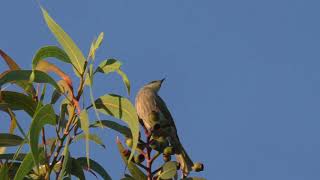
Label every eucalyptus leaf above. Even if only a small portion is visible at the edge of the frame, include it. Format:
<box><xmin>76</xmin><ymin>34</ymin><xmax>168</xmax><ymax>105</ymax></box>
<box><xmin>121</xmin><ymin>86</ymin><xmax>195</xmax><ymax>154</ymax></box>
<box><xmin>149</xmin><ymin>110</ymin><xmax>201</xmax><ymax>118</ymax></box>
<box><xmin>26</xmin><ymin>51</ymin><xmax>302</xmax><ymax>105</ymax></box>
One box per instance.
<box><xmin>0</xmin><ymin>134</ymin><xmax>23</xmax><ymax>147</ymax></box>
<box><xmin>182</xmin><ymin>178</ymin><xmax>206</xmax><ymax>180</ymax></box>
<box><xmin>116</xmin><ymin>69</ymin><xmax>130</xmax><ymax>95</ymax></box>
<box><xmin>0</xmin><ymin>164</ymin><xmax>9</xmax><ymax>180</ymax></box>
<box><xmin>90</xmin><ymin>120</ymin><xmax>131</xmax><ymax>138</ymax></box>
<box><xmin>41</xmin><ymin>7</ymin><xmax>86</xmax><ymax>75</ymax></box>
<box><xmin>51</xmin><ymin>89</ymin><xmax>61</xmax><ymax>104</ymax></box>
<box><xmin>0</xmin><ymin>153</ymin><xmax>26</xmax><ymax>161</ymax></box>
<box><xmin>29</xmin><ymin>104</ymin><xmax>56</xmax><ymax>166</ymax></box>
<box><xmin>0</xmin><ymin>49</ymin><xmax>36</xmax><ymax>95</ymax></box>
<box><xmin>0</xmin><ymin>70</ymin><xmax>61</xmax><ymax>93</ymax></box>
<box><xmin>73</xmin><ymin>133</ymin><xmax>105</xmax><ymax>148</ymax></box>
<box><xmin>69</xmin><ymin>158</ymin><xmax>85</xmax><ymax>180</ymax></box>
<box><xmin>95</xmin><ymin>59</ymin><xmax>130</xmax><ymax>95</ymax></box>
<box><xmin>158</xmin><ymin>161</ymin><xmax>178</xmax><ymax>180</ymax></box>
<box><xmin>0</xmin><ymin>49</ymin><xmax>20</xmax><ymax>70</ymax></box>
<box><xmin>0</xmin><ymin>91</ymin><xmax>37</xmax><ymax>117</ymax></box>
<box><xmin>77</xmin><ymin>157</ymin><xmax>111</xmax><ymax>180</ymax></box>
<box><xmin>79</xmin><ymin>110</ymin><xmax>90</xmax><ymax>168</ymax></box>
<box><xmin>116</xmin><ymin>140</ymin><xmax>147</xmax><ymax>180</ymax></box>
<box><xmin>96</xmin><ymin>59</ymin><xmax>122</xmax><ymax>74</ymax></box>
<box><xmin>13</xmin><ymin>153</ymin><xmax>34</xmax><ymax>180</ymax></box>
<box><xmin>94</xmin><ymin>94</ymin><xmax>139</xmax><ymax>162</ymax></box>
<box><xmin>59</xmin><ymin>136</ymin><xmax>70</xmax><ymax>180</ymax></box>
<box><xmin>32</xmin><ymin>46</ymin><xmax>71</xmax><ymax>69</ymax></box>
<box><xmin>89</xmin><ymin>32</ymin><xmax>104</xmax><ymax>60</ymax></box>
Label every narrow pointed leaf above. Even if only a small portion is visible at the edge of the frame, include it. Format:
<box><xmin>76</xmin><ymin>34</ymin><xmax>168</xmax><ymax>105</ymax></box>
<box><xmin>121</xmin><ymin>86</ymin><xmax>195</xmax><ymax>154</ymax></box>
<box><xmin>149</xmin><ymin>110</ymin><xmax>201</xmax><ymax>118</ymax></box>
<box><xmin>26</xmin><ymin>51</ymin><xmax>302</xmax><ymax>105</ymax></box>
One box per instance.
<box><xmin>95</xmin><ymin>59</ymin><xmax>130</xmax><ymax>95</ymax></box>
<box><xmin>89</xmin><ymin>32</ymin><xmax>104</xmax><ymax>60</ymax></box>
<box><xmin>121</xmin><ymin>177</ymin><xmax>135</xmax><ymax>180</ymax></box>
<box><xmin>88</xmin><ymin>65</ymin><xmax>103</xmax><ymax>125</ymax></box>
<box><xmin>77</xmin><ymin>157</ymin><xmax>111</xmax><ymax>180</ymax></box>
<box><xmin>94</xmin><ymin>94</ymin><xmax>139</xmax><ymax>162</ymax></box>
<box><xmin>13</xmin><ymin>153</ymin><xmax>34</xmax><ymax>180</ymax></box>
<box><xmin>95</xmin><ymin>32</ymin><xmax>104</xmax><ymax>50</ymax></box>
<box><xmin>96</xmin><ymin>59</ymin><xmax>122</xmax><ymax>74</ymax></box>
<box><xmin>69</xmin><ymin>158</ymin><xmax>85</xmax><ymax>180</ymax></box>
<box><xmin>41</xmin><ymin>7</ymin><xmax>86</xmax><ymax>75</ymax></box>
<box><xmin>0</xmin><ymin>49</ymin><xmax>20</xmax><ymax>70</ymax></box>
<box><xmin>116</xmin><ymin>140</ymin><xmax>147</xmax><ymax>180</ymax></box>
<box><xmin>0</xmin><ymin>70</ymin><xmax>61</xmax><ymax>92</ymax></box>
<box><xmin>0</xmin><ymin>164</ymin><xmax>9</xmax><ymax>180</ymax></box>
<box><xmin>51</xmin><ymin>89</ymin><xmax>61</xmax><ymax>104</ymax></box>
<box><xmin>116</xmin><ymin>69</ymin><xmax>130</xmax><ymax>95</ymax></box>
<box><xmin>0</xmin><ymin>91</ymin><xmax>37</xmax><ymax>117</ymax></box>
<box><xmin>90</xmin><ymin>120</ymin><xmax>131</xmax><ymax>137</ymax></box>
<box><xmin>30</xmin><ymin>104</ymin><xmax>56</xmax><ymax>166</ymax></box>
<box><xmin>0</xmin><ymin>153</ymin><xmax>26</xmax><ymax>161</ymax></box>
<box><xmin>59</xmin><ymin>136</ymin><xmax>70</xmax><ymax>180</ymax></box>
<box><xmin>0</xmin><ymin>134</ymin><xmax>23</xmax><ymax>147</ymax></box>
<box><xmin>73</xmin><ymin>133</ymin><xmax>105</xmax><ymax>148</ymax></box>
<box><xmin>79</xmin><ymin>110</ymin><xmax>90</xmax><ymax>168</ymax></box>
<box><xmin>32</xmin><ymin>46</ymin><xmax>71</xmax><ymax>69</ymax></box>
<box><xmin>89</xmin><ymin>43</ymin><xmax>95</xmax><ymax>60</ymax></box>
<box><xmin>158</xmin><ymin>161</ymin><xmax>178</xmax><ymax>179</ymax></box>
<box><xmin>34</xmin><ymin>61</ymin><xmax>73</xmax><ymax>89</ymax></box>
<box><xmin>0</xmin><ymin>50</ymin><xmax>36</xmax><ymax>95</ymax></box>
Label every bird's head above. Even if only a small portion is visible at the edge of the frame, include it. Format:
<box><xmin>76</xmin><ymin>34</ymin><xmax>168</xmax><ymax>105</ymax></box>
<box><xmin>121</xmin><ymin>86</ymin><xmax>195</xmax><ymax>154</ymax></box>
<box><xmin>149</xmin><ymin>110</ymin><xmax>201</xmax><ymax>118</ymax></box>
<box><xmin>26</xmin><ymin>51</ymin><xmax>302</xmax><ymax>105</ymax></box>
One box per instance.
<box><xmin>144</xmin><ymin>78</ymin><xmax>165</xmax><ymax>92</ymax></box>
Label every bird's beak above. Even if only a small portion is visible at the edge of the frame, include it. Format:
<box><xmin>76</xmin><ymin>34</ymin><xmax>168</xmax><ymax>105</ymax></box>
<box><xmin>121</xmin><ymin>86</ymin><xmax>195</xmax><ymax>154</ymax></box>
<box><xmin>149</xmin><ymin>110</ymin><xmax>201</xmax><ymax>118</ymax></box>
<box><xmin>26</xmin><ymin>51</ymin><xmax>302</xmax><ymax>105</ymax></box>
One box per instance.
<box><xmin>160</xmin><ymin>78</ymin><xmax>166</xmax><ymax>84</ymax></box>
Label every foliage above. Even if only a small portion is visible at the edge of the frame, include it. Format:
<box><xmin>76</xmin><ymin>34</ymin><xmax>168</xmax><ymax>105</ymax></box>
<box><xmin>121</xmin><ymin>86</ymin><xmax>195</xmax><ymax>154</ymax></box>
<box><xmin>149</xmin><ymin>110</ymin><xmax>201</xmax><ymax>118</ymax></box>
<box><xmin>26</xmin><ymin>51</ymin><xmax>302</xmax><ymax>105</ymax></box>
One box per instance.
<box><xmin>0</xmin><ymin>6</ymin><xmax>204</xmax><ymax>180</ymax></box>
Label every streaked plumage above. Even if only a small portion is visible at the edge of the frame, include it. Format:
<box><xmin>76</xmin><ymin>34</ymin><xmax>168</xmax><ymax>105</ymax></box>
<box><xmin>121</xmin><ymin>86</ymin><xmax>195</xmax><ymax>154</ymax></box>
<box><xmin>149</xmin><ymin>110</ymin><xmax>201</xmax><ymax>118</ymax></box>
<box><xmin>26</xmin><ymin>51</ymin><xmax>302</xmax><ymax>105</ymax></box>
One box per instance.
<box><xmin>135</xmin><ymin>79</ymin><xmax>194</xmax><ymax>176</ymax></box>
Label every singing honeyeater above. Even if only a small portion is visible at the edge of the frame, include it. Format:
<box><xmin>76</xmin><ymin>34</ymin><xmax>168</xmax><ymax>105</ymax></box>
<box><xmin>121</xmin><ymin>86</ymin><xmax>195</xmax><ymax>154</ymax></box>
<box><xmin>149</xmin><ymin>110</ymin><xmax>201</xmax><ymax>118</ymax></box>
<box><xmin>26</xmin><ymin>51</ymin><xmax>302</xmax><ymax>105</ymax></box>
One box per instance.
<box><xmin>135</xmin><ymin>79</ymin><xmax>194</xmax><ymax>176</ymax></box>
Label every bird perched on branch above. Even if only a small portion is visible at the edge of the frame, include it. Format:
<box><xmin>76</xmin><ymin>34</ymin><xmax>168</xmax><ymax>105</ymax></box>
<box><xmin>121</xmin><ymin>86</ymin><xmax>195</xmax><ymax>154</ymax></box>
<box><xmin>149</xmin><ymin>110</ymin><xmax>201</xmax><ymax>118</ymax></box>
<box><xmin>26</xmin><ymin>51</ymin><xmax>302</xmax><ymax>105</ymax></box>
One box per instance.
<box><xmin>135</xmin><ymin>78</ymin><xmax>199</xmax><ymax>176</ymax></box>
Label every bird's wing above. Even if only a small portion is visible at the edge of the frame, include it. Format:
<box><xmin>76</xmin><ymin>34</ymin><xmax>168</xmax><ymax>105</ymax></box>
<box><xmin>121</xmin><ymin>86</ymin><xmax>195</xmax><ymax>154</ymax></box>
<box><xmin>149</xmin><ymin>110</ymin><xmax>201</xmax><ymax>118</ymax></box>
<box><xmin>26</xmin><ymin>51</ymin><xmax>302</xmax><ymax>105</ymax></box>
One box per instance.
<box><xmin>155</xmin><ymin>94</ymin><xmax>177</xmax><ymax>131</ymax></box>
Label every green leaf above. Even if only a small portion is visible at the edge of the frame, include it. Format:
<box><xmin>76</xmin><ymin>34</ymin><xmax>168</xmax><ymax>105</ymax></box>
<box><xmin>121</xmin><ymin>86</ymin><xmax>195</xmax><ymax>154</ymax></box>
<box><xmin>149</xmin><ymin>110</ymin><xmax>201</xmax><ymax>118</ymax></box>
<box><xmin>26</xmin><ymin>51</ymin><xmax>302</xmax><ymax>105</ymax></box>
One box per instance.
<box><xmin>121</xmin><ymin>177</ymin><xmax>135</xmax><ymax>180</ymax></box>
<box><xmin>73</xmin><ymin>133</ymin><xmax>105</xmax><ymax>148</ymax></box>
<box><xmin>96</xmin><ymin>59</ymin><xmax>130</xmax><ymax>95</ymax></box>
<box><xmin>0</xmin><ymin>70</ymin><xmax>61</xmax><ymax>93</ymax></box>
<box><xmin>59</xmin><ymin>136</ymin><xmax>70</xmax><ymax>180</ymax></box>
<box><xmin>89</xmin><ymin>32</ymin><xmax>104</xmax><ymax>60</ymax></box>
<box><xmin>116</xmin><ymin>140</ymin><xmax>147</xmax><ymax>180</ymax></box>
<box><xmin>41</xmin><ymin>7</ymin><xmax>86</xmax><ymax>75</ymax></box>
<box><xmin>0</xmin><ymin>153</ymin><xmax>26</xmax><ymax>161</ymax></box>
<box><xmin>0</xmin><ymin>49</ymin><xmax>20</xmax><ymax>70</ymax></box>
<box><xmin>158</xmin><ymin>161</ymin><xmax>178</xmax><ymax>180</ymax></box>
<box><xmin>69</xmin><ymin>158</ymin><xmax>85</xmax><ymax>180</ymax></box>
<box><xmin>182</xmin><ymin>178</ymin><xmax>207</xmax><ymax>180</ymax></box>
<box><xmin>77</xmin><ymin>157</ymin><xmax>112</xmax><ymax>180</ymax></box>
<box><xmin>116</xmin><ymin>69</ymin><xmax>130</xmax><ymax>96</ymax></box>
<box><xmin>96</xmin><ymin>59</ymin><xmax>122</xmax><ymax>74</ymax></box>
<box><xmin>87</xmin><ymin>65</ymin><xmax>103</xmax><ymax>126</ymax></box>
<box><xmin>0</xmin><ymin>134</ymin><xmax>23</xmax><ymax>147</ymax></box>
<box><xmin>32</xmin><ymin>46</ymin><xmax>71</xmax><ymax>69</ymax></box>
<box><xmin>30</xmin><ymin>104</ymin><xmax>56</xmax><ymax>166</ymax></box>
<box><xmin>0</xmin><ymin>49</ymin><xmax>36</xmax><ymax>95</ymax></box>
<box><xmin>0</xmin><ymin>91</ymin><xmax>37</xmax><ymax>117</ymax></box>
<box><xmin>89</xmin><ymin>43</ymin><xmax>95</xmax><ymax>60</ymax></box>
<box><xmin>59</xmin><ymin>156</ymin><xmax>86</xmax><ymax>180</ymax></box>
<box><xmin>94</xmin><ymin>94</ymin><xmax>140</xmax><ymax>162</ymax></box>
<box><xmin>0</xmin><ymin>164</ymin><xmax>9</xmax><ymax>180</ymax></box>
<box><xmin>95</xmin><ymin>32</ymin><xmax>104</xmax><ymax>50</ymax></box>
<box><xmin>51</xmin><ymin>89</ymin><xmax>61</xmax><ymax>104</ymax></box>
<box><xmin>79</xmin><ymin>110</ymin><xmax>90</xmax><ymax>168</ymax></box>
<box><xmin>13</xmin><ymin>153</ymin><xmax>34</xmax><ymax>180</ymax></box>
<box><xmin>90</xmin><ymin>120</ymin><xmax>131</xmax><ymax>138</ymax></box>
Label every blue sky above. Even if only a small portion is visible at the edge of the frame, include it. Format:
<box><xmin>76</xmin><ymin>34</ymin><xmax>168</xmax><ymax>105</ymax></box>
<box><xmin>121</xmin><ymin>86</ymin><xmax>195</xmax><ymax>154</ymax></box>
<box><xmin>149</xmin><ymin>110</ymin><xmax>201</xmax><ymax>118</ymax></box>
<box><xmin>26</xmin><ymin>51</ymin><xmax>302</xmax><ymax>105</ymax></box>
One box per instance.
<box><xmin>1</xmin><ymin>0</ymin><xmax>320</xmax><ymax>179</ymax></box>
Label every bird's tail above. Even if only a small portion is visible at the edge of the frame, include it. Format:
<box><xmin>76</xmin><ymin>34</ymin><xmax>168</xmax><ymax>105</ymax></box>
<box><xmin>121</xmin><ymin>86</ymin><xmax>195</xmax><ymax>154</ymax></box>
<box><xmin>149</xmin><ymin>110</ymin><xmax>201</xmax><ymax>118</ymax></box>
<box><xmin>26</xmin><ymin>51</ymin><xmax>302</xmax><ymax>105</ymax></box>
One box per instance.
<box><xmin>172</xmin><ymin>136</ymin><xmax>194</xmax><ymax>177</ymax></box>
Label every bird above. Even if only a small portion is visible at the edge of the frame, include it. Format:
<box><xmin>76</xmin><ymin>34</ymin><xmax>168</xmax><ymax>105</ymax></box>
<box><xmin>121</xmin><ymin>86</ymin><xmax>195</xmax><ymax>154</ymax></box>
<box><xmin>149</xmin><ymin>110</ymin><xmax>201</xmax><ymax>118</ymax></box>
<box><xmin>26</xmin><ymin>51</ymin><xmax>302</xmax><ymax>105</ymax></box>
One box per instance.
<box><xmin>135</xmin><ymin>78</ymin><xmax>194</xmax><ymax>176</ymax></box>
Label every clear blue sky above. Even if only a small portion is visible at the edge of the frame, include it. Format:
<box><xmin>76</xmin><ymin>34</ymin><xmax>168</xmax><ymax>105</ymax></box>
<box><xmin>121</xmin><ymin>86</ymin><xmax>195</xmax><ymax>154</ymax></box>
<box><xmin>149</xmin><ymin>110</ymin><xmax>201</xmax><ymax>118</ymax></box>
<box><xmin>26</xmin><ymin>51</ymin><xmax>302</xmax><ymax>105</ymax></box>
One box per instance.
<box><xmin>1</xmin><ymin>0</ymin><xmax>320</xmax><ymax>179</ymax></box>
